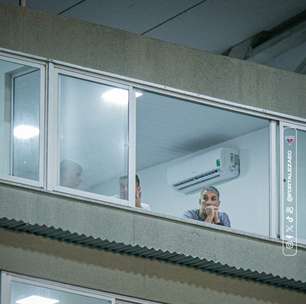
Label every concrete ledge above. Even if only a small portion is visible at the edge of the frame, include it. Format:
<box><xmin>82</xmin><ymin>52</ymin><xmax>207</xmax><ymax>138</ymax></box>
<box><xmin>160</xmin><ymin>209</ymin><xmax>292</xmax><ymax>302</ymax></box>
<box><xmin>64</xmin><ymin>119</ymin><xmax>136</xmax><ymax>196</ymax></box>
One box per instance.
<box><xmin>2</xmin><ymin>229</ymin><xmax>306</xmax><ymax>304</ymax></box>
<box><xmin>0</xmin><ymin>183</ymin><xmax>305</xmax><ymax>286</ymax></box>
<box><xmin>0</xmin><ymin>217</ymin><xmax>305</xmax><ymax>292</ymax></box>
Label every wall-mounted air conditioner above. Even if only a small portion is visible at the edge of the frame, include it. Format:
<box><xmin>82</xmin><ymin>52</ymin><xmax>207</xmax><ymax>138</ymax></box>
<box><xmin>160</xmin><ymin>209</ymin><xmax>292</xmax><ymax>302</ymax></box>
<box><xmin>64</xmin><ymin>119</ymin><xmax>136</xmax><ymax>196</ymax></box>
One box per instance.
<box><xmin>167</xmin><ymin>147</ymin><xmax>240</xmax><ymax>194</ymax></box>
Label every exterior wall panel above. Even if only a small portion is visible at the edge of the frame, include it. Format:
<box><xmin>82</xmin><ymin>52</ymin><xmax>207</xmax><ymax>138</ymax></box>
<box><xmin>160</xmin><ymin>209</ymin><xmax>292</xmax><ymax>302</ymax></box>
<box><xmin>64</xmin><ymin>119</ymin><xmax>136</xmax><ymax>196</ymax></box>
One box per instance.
<box><xmin>0</xmin><ymin>4</ymin><xmax>305</xmax><ymax>119</ymax></box>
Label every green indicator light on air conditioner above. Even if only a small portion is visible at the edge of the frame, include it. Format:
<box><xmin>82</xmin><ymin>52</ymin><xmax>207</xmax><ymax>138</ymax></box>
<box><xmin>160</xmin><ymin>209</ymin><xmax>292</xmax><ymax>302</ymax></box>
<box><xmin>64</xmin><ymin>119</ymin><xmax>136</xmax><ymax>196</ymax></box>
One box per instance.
<box><xmin>216</xmin><ymin>159</ymin><xmax>221</xmax><ymax>167</ymax></box>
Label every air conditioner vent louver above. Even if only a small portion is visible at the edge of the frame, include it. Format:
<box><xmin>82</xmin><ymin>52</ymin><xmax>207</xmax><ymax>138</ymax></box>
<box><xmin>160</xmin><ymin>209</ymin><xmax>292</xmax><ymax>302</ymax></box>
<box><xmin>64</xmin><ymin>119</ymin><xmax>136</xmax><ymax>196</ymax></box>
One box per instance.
<box><xmin>167</xmin><ymin>147</ymin><xmax>240</xmax><ymax>194</ymax></box>
<box><xmin>173</xmin><ymin>169</ymin><xmax>220</xmax><ymax>188</ymax></box>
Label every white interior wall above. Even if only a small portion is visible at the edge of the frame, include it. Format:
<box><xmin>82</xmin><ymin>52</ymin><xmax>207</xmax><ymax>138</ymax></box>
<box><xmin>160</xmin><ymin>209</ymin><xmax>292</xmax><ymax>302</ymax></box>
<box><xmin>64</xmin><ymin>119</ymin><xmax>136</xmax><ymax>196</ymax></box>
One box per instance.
<box><xmin>138</xmin><ymin>127</ymin><xmax>270</xmax><ymax>236</ymax></box>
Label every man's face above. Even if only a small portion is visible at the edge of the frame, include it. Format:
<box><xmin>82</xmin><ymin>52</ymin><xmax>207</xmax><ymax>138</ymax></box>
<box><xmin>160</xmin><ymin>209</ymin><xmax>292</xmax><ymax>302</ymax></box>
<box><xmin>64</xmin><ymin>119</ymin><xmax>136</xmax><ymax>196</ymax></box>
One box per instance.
<box><xmin>200</xmin><ymin>191</ymin><xmax>220</xmax><ymax>215</ymax></box>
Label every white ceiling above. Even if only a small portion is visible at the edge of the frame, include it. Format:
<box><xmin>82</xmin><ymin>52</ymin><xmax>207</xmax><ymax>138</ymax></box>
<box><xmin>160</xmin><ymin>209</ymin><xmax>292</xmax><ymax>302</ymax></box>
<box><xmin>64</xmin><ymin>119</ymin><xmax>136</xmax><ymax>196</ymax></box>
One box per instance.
<box><xmin>136</xmin><ymin>91</ymin><xmax>268</xmax><ymax>170</ymax></box>
<box><xmin>1</xmin><ymin>0</ymin><xmax>306</xmax><ymax>72</ymax></box>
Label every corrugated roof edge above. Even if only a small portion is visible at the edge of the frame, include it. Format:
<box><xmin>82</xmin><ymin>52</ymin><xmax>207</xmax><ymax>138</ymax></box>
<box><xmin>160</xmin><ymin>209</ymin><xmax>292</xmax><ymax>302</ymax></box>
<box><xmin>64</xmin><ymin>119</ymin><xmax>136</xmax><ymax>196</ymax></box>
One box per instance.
<box><xmin>0</xmin><ymin>217</ymin><xmax>305</xmax><ymax>293</ymax></box>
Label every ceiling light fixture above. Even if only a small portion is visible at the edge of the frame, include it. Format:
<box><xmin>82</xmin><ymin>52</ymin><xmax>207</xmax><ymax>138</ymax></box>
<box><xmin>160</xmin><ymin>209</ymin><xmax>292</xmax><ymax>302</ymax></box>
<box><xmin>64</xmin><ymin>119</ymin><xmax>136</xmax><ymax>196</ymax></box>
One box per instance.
<box><xmin>13</xmin><ymin>125</ymin><xmax>39</xmax><ymax>140</ymax></box>
<box><xmin>135</xmin><ymin>91</ymin><xmax>143</xmax><ymax>98</ymax></box>
<box><xmin>102</xmin><ymin>88</ymin><xmax>128</xmax><ymax>106</ymax></box>
<box><xmin>16</xmin><ymin>295</ymin><xmax>59</xmax><ymax>304</ymax></box>
<box><xmin>102</xmin><ymin>89</ymin><xmax>143</xmax><ymax>106</ymax></box>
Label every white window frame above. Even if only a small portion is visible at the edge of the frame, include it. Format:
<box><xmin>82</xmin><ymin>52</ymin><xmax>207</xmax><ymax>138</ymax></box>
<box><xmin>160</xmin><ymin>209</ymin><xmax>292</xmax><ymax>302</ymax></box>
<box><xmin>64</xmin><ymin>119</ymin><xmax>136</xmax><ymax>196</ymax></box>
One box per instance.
<box><xmin>280</xmin><ymin>121</ymin><xmax>306</xmax><ymax>245</ymax></box>
<box><xmin>0</xmin><ymin>272</ymin><xmax>115</xmax><ymax>304</ymax></box>
<box><xmin>0</xmin><ymin>54</ymin><xmax>46</xmax><ymax>188</ymax></box>
<box><xmin>47</xmin><ymin>64</ymin><xmax>135</xmax><ymax>207</ymax></box>
<box><xmin>269</xmin><ymin>120</ymin><xmax>279</xmax><ymax>239</ymax></box>
<box><xmin>2</xmin><ymin>48</ymin><xmax>306</xmax><ymax>245</ymax></box>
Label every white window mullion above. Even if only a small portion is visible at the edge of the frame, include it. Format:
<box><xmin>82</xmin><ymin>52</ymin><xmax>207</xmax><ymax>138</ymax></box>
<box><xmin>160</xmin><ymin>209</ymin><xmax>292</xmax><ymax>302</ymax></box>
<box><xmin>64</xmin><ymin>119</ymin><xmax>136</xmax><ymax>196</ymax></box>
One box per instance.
<box><xmin>128</xmin><ymin>87</ymin><xmax>136</xmax><ymax>207</ymax></box>
<box><xmin>46</xmin><ymin>62</ymin><xmax>58</xmax><ymax>191</ymax></box>
<box><xmin>40</xmin><ymin>63</ymin><xmax>47</xmax><ymax>188</ymax></box>
<box><xmin>269</xmin><ymin>120</ymin><xmax>278</xmax><ymax>239</ymax></box>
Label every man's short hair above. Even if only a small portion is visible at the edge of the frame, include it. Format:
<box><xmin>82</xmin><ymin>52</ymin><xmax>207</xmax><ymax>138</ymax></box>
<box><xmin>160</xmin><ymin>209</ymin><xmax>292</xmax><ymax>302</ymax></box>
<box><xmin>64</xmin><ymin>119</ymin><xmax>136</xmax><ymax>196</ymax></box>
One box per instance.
<box><xmin>60</xmin><ymin>159</ymin><xmax>82</xmax><ymax>175</ymax></box>
<box><xmin>199</xmin><ymin>186</ymin><xmax>220</xmax><ymax>199</ymax></box>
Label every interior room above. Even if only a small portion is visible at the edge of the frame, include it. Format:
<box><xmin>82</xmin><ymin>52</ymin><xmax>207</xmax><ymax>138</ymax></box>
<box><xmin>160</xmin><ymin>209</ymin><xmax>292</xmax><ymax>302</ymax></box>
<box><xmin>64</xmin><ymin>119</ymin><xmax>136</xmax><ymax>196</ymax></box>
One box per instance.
<box><xmin>136</xmin><ymin>91</ymin><xmax>271</xmax><ymax>236</ymax></box>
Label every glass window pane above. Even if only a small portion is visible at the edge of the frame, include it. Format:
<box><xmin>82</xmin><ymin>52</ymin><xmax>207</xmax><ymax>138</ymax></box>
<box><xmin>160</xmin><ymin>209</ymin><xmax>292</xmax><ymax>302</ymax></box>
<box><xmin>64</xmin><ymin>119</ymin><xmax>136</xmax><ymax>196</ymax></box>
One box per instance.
<box><xmin>58</xmin><ymin>74</ymin><xmax>128</xmax><ymax>200</ymax></box>
<box><xmin>136</xmin><ymin>90</ymin><xmax>271</xmax><ymax>235</ymax></box>
<box><xmin>0</xmin><ymin>59</ymin><xmax>41</xmax><ymax>181</ymax></box>
<box><xmin>10</xmin><ymin>280</ymin><xmax>112</xmax><ymax>304</ymax></box>
<box><xmin>297</xmin><ymin>129</ymin><xmax>306</xmax><ymax>242</ymax></box>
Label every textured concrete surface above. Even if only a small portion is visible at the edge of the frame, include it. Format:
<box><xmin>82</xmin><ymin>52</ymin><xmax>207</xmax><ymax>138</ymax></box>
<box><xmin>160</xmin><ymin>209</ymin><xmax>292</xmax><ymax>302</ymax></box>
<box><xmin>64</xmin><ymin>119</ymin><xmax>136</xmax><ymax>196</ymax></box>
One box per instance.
<box><xmin>1</xmin><ymin>229</ymin><xmax>306</xmax><ymax>304</ymax></box>
<box><xmin>0</xmin><ymin>4</ymin><xmax>306</xmax><ymax>118</ymax></box>
<box><xmin>0</xmin><ymin>183</ymin><xmax>305</xmax><ymax>284</ymax></box>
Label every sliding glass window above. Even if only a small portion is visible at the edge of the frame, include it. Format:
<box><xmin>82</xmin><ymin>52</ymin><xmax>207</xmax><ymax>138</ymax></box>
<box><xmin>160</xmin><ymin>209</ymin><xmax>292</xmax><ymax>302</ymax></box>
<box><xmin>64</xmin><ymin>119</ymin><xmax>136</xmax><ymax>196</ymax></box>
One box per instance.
<box><xmin>49</xmin><ymin>69</ymin><xmax>130</xmax><ymax>205</ymax></box>
<box><xmin>0</xmin><ymin>56</ymin><xmax>44</xmax><ymax>186</ymax></box>
<box><xmin>136</xmin><ymin>90</ymin><xmax>273</xmax><ymax>236</ymax></box>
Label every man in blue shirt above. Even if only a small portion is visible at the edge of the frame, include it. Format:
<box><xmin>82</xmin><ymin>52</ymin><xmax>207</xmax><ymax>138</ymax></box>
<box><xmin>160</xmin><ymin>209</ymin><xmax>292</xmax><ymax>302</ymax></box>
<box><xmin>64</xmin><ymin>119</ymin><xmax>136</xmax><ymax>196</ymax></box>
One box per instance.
<box><xmin>184</xmin><ymin>186</ymin><xmax>231</xmax><ymax>227</ymax></box>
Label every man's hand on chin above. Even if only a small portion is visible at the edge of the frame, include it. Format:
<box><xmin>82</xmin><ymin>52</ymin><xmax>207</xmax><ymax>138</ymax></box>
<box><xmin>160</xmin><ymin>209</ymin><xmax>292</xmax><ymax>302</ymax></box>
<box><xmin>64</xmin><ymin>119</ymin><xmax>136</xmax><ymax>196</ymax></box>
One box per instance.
<box><xmin>204</xmin><ymin>206</ymin><xmax>215</xmax><ymax>223</ymax></box>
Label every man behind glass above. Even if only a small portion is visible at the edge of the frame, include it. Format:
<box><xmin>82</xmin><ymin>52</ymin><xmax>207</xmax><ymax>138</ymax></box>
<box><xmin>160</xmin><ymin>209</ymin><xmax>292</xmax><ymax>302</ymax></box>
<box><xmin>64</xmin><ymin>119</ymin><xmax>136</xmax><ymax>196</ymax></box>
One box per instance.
<box><xmin>184</xmin><ymin>186</ymin><xmax>231</xmax><ymax>227</ymax></box>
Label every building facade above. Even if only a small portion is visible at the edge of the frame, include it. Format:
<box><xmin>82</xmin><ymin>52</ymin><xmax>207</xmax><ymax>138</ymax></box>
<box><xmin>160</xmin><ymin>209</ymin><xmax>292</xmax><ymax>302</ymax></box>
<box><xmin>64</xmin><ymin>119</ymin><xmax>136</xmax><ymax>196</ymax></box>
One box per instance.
<box><xmin>0</xmin><ymin>4</ymin><xmax>306</xmax><ymax>304</ymax></box>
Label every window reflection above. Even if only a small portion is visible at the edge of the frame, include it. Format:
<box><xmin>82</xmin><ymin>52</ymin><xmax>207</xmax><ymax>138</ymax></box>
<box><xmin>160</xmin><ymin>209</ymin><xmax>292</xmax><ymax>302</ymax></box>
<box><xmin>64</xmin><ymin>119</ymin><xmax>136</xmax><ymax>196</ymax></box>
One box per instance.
<box><xmin>0</xmin><ymin>59</ymin><xmax>41</xmax><ymax>181</ymax></box>
<box><xmin>58</xmin><ymin>74</ymin><xmax>129</xmax><ymax>200</ymax></box>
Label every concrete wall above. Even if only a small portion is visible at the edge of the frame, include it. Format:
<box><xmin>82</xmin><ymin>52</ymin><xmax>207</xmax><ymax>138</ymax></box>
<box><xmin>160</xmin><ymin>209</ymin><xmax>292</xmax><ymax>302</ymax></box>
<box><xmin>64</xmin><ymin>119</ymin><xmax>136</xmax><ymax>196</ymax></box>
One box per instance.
<box><xmin>1</xmin><ymin>229</ymin><xmax>306</xmax><ymax>304</ymax></box>
<box><xmin>0</xmin><ymin>4</ymin><xmax>306</xmax><ymax>119</ymax></box>
<box><xmin>139</xmin><ymin>127</ymin><xmax>270</xmax><ymax>236</ymax></box>
<box><xmin>0</xmin><ymin>183</ymin><xmax>305</xmax><ymax>284</ymax></box>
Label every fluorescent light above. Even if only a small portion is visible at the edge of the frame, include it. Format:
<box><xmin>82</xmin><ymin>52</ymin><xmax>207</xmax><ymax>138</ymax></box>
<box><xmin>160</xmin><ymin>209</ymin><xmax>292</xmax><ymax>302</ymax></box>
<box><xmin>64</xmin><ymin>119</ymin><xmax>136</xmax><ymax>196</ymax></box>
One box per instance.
<box><xmin>135</xmin><ymin>91</ymin><xmax>143</xmax><ymax>98</ymax></box>
<box><xmin>102</xmin><ymin>88</ymin><xmax>128</xmax><ymax>106</ymax></box>
<box><xmin>16</xmin><ymin>296</ymin><xmax>59</xmax><ymax>304</ymax></box>
<box><xmin>13</xmin><ymin>125</ymin><xmax>39</xmax><ymax>140</ymax></box>
<box><xmin>101</xmin><ymin>89</ymin><xmax>143</xmax><ymax>106</ymax></box>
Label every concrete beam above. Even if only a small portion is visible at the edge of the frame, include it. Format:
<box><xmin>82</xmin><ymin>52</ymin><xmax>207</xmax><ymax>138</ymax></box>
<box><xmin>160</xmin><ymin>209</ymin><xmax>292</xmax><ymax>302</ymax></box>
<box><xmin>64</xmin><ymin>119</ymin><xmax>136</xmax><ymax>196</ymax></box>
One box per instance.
<box><xmin>295</xmin><ymin>57</ymin><xmax>306</xmax><ymax>74</ymax></box>
<box><xmin>226</xmin><ymin>10</ymin><xmax>306</xmax><ymax>65</ymax></box>
<box><xmin>248</xmin><ymin>21</ymin><xmax>306</xmax><ymax>64</ymax></box>
<box><xmin>226</xmin><ymin>38</ymin><xmax>253</xmax><ymax>60</ymax></box>
<box><xmin>0</xmin><ymin>4</ymin><xmax>306</xmax><ymax>118</ymax></box>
